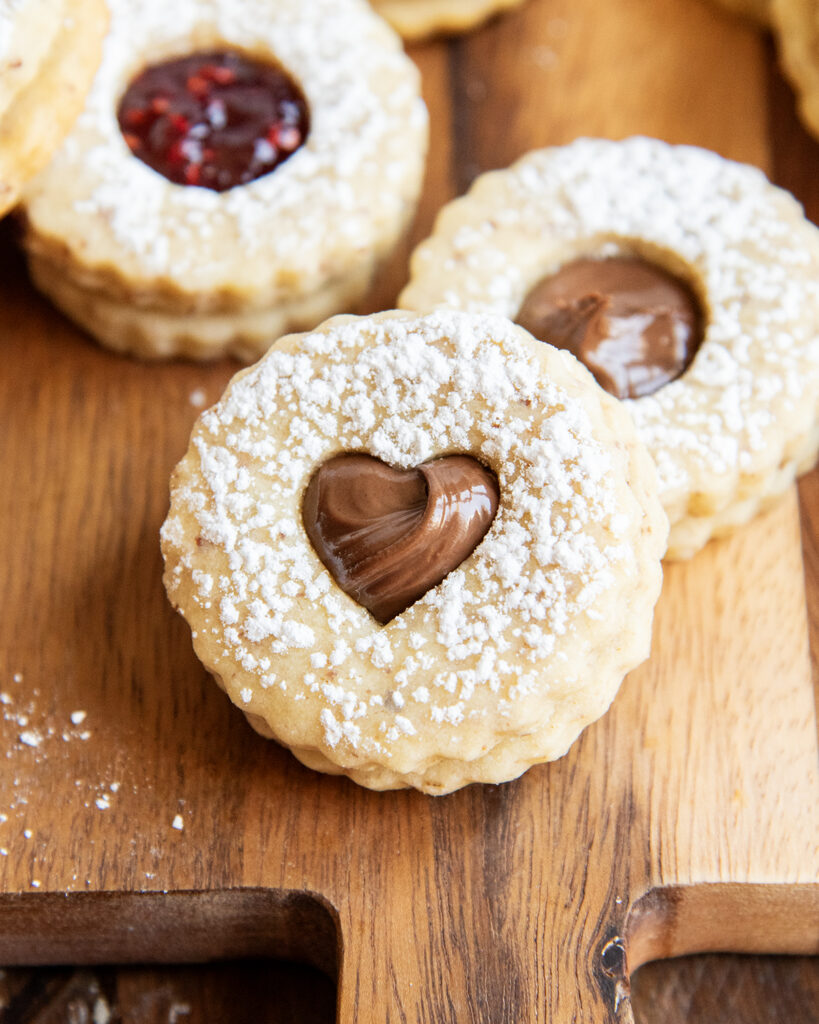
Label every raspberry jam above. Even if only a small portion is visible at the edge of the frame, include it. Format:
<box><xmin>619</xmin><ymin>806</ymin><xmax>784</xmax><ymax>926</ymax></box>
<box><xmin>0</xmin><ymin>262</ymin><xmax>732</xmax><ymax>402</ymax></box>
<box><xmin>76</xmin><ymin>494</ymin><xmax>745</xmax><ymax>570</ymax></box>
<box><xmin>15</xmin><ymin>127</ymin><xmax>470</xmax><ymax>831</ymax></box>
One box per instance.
<box><xmin>117</xmin><ymin>50</ymin><xmax>309</xmax><ymax>191</ymax></box>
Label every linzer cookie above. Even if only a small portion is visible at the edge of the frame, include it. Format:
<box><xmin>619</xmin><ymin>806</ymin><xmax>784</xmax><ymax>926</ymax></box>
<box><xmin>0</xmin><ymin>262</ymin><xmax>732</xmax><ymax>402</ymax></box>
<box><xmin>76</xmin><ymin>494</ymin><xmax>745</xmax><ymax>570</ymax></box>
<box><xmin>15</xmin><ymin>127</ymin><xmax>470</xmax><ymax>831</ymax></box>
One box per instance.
<box><xmin>400</xmin><ymin>137</ymin><xmax>819</xmax><ymax>560</ymax></box>
<box><xmin>370</xmin><ymin>0</ymin><xmax>528</xmax><ymax>39</ymax></box>
<box><xmin>0</xmin><ymin>0</ymin><xmax>107</xmax><ymax>218</ymax></box>
<box><xmin>18</xmin><ymin>0</ymin><xmax>428</xmax><ymax>361</ymax></box>
<box><xmin>161</xmin><ymin>310</ymin><xmax>667</xmax><ymax>794</ymax></box>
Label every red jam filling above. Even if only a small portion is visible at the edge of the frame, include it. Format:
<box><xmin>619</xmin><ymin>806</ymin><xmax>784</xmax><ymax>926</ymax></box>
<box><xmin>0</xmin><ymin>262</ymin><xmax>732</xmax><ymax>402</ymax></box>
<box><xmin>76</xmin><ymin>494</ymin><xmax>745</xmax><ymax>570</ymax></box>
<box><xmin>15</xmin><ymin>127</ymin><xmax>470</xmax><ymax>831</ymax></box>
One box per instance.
<box><xmin>117</xmin><ymin>50</ymin><xmax>309</xmax><ymax>192</ymax></box>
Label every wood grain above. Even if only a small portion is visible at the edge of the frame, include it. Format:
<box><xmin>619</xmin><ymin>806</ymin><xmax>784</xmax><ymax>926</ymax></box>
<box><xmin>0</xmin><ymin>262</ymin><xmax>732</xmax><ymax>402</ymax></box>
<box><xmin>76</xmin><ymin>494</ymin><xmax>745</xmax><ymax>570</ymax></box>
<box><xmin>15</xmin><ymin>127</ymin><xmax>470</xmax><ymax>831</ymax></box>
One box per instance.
<box><xmin>0</xmin><ymin>1</ymin><xmax>817</xmax><ymax>1022</ymax></box>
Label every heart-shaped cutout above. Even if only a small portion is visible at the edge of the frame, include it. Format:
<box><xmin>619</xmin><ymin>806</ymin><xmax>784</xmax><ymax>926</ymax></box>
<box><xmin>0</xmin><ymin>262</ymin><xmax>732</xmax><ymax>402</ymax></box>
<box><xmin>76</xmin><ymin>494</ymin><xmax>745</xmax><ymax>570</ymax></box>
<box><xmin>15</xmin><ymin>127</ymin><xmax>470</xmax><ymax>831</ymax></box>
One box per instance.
<box><xmin>302</xmin><ymin>454</ymin><xmax>500</xmax><ymax>624</ymax></box>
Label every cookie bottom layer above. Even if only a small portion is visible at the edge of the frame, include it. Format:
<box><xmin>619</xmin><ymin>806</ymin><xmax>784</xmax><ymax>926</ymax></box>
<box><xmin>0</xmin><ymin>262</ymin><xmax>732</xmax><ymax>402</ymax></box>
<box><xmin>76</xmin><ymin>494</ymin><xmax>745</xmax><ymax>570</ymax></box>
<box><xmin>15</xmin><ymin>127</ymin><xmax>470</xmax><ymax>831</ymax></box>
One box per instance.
<box><xmin>667</xmin><ymin>422</ymin><xmax>819</xmax><ymax>559</ymax></box>
<box><xmin>28</xmin><ymin>252</ymin><xmax>374</xmax><ymax>362</ymax></box>
<box><xmin>244</xmin><ymin>669</ymin><xmax>615</xmax><ymax>795</ymax></box>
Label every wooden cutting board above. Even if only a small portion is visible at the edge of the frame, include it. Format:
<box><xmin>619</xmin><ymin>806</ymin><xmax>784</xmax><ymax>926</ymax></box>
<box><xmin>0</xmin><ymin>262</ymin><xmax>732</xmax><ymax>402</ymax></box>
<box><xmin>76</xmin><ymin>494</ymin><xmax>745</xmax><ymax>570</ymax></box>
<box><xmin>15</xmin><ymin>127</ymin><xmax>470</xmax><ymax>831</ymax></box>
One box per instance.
<box><xmin>0</xmin><ymin>0</ymin><xmax>817</xmax><ymax>1021</ymax></box>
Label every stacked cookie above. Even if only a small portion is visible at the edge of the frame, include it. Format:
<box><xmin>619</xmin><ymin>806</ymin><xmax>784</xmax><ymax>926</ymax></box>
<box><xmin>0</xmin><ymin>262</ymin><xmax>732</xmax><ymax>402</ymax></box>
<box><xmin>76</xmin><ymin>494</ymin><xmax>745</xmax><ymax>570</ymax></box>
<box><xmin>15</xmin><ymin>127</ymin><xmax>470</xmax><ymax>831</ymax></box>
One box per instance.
<box><xmin>161</xmin><ymin>310</ymin><xmax>668</xmax><ymax>793</ymax></box>
<box><xmin>18</xmin><ymin>0</ymin><xmax>429</xmax><ymax>360</ymax></box>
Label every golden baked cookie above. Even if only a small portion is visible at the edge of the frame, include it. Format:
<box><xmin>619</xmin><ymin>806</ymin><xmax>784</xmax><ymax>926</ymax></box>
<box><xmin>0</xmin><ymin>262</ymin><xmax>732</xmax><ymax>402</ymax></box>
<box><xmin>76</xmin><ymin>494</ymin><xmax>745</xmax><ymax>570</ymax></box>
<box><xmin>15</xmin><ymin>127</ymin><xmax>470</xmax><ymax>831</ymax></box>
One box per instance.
<box><xmin>707</xmin><ymin>0</ymin><xmax>770</xmax><ymax>24</ymax></box>
<box><xmin>772</xmin><ymin>0</ymin><xmax>819</xmax><ymax>137</ymax></box>
<box><xmin>19</xmin><ymin>0</ymin><xmax>428</xmax><ymax>361</ymax></box>
<box><xmin>0</xmin><ymin>0</ymin><xmax>107</xmax><ymax>218</ymax></box>
<box><xmin>400</xmin><ymin>137</ymin><xmax>819</xmax><ymax>560</ymax></box>
<box><xmin>370</xmin><ymin>0</ymin><xmax>528</xmax><ymax>39</ymax></box>
<box><xmin>161</xmin><ymin>310</ymin><xmax>667</xmax><ymax>794</ymax></box>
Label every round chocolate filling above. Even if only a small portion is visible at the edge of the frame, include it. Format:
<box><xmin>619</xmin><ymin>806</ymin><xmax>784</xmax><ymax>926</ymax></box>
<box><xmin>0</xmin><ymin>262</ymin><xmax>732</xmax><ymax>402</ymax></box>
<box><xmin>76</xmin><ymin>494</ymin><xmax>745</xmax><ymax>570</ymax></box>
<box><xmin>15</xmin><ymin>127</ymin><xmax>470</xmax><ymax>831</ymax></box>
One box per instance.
<box><xmin>516</xmin><ymin>256</ymin><xmax>703</xmax><ymax>399</ymax></box>
<box><xmin>117</xmin><ymin>50</ymin><xmax>309</xmax><ymax>192</ymax></box>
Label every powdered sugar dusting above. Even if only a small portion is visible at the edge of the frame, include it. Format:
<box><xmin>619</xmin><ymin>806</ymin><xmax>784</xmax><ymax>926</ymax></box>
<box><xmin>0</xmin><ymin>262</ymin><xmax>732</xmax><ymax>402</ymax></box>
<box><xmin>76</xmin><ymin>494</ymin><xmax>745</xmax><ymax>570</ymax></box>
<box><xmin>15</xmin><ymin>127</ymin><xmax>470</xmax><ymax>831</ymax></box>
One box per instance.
<box><xmin>163</xmin><ymin>311</ymin><xmax>657</xmax><ymax>762</ymax></box>
<box><xmin>401</xmin><ymin>137</ymin><xmax>819</xmax><ymax>514</ymax></box>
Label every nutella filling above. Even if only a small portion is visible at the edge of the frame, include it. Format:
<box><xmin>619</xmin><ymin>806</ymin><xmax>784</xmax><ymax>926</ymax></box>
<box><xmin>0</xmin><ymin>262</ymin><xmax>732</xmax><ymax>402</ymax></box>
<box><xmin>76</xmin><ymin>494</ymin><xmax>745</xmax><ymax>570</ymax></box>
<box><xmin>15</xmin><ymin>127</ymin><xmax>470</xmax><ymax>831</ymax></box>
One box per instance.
<box><xmin>516</xmin><ymin>256</ymin><xmax>703</xmax><ymax>399</ymax></box>
<box><xmin>117</xmin><ymin>50</ymin><xmax>309</xmax><ymax>191</ymax></box>
<box><xmin>302</xmin><ymin>454</ymin><xmax>499</xmax><ymax>625</ymax></box>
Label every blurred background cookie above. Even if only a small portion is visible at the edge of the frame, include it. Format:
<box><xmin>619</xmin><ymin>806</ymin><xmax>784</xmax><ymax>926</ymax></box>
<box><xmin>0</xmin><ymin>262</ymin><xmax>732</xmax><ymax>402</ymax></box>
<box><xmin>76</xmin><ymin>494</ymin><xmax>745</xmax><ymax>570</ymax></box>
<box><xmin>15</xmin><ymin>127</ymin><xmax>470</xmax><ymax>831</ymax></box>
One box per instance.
<box><xmin>18</xmin><ymin>0</ymin><xmax>428</xmax><ymax>361</ymax></box>
<box><xmin>0</xmin><ymin>0</ymin><xmax>107</xmax><ymax>218</ymax></box>
<box><xmin>370</xmin><ymin>0</ymin><xmax>528</xmax><ymax>39</ymax></box>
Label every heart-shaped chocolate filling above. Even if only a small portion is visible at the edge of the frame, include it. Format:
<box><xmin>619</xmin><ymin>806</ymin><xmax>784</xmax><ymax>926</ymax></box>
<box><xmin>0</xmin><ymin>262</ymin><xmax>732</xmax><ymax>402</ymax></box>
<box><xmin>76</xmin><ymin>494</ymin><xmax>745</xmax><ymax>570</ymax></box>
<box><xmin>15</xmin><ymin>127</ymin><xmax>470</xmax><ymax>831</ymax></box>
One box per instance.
<box><xmin>302</xmin><ymin>454</ymin><xmax>499</xmax><ymax>624</ymax></box>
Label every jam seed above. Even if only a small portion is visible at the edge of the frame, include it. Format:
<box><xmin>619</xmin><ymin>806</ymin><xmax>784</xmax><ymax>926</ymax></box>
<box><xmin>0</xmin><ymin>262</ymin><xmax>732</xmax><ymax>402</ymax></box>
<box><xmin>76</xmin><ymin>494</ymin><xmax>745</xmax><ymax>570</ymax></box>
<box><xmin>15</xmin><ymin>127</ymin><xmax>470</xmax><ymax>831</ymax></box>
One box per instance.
<box><xmin>167</xmin><ymin>140</ymin><xmax>185</xmax><ymax>167</ymax></box>
<box><xmin>186</xmin><ymin>75</ymin><xmax>209</xmax><ymax>98</ymax></box>
<box><xmin>201</xmin><ymin>64</ymin><xmax>236</xmax><ymax>85</ymax></box>
<box><xmin>169</xmin><ymin>114</ymin><xmax>190</xmax><ymax>135</ymax></box>
<box><xmin>123</xmin><ymin>108</ymin><xmax>148</xmax><ymax>128</ymax></box>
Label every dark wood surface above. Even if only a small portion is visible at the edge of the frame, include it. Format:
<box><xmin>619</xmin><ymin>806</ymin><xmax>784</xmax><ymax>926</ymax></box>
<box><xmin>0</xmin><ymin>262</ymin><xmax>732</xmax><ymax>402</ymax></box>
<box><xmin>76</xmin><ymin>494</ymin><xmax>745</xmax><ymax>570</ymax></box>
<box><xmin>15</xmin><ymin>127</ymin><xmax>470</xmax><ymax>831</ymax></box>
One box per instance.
<box><xmin>2</xmin><ymin>951</ymin><xmax>819</xmax><ymax>1023</ymax></box>
<box><xmin>0</xmin><ymin>1</ymin><xmax>817</xmax><ymax>1021</ymax></box>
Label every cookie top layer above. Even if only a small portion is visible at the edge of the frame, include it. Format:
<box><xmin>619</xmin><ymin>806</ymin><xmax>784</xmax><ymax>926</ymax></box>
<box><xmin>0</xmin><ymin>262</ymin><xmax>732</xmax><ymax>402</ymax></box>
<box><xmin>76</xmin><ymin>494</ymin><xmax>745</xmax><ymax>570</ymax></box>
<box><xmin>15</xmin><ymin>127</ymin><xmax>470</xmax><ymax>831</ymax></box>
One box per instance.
<box><xmin>400</xmin><ymin>137</ymin><xmax>819</xmax><ymax>538</ymax></box>
<box><xmin>21</xmin><ymin>0</ymin><xmax>427</xmax><ymax>299</ymax></box>
<box><xmin>161</xmin><ymin>310</ymin><xmax>666</xmax><ymax>790</ymax></box>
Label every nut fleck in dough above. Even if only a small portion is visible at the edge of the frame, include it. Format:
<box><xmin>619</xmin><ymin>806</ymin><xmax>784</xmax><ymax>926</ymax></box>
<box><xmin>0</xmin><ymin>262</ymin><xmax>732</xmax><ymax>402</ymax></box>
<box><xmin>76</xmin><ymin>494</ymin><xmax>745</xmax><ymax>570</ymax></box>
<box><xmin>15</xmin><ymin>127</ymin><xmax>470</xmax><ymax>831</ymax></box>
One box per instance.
<box><xmin>0</xmin><ymin>0</ymin><xmax>107</xmax><ymax>218</ymax></box>
<box><xmin>370</xmin><ymin>0</ymin><xmax>528</xmax><ymax>39</ymax></box>
<box><xmin>400</xmin><ymin>137</ymin><xmax>819</xmax><ymax>560</ymax></box>
<box><xmin>19</xmin><ymin>0</ymin><xmax>428</xmax><ymax>361</ymax></box>
<box><xmin>161</xmin><ymin>310</ymin><xmax>667</xmax><ymax>794</ymax></box>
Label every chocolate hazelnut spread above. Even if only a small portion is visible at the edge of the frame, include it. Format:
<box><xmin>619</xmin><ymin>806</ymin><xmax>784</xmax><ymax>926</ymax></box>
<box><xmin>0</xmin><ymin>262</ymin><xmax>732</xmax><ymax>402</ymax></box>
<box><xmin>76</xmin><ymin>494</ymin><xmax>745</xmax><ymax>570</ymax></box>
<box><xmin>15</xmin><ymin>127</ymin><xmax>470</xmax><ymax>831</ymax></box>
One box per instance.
<box><xmin>118</xmin><ymin>50</ymin><xmax>309</xmax><ymax>191</ymax></box>
<box><xmin>302</xmin><ymin>454</ymin><xmax>499</xmax><ymax>624</ymax></box>
<box><xmin>516</xmin><ymin>256</ymin><xmax>702</xmax><ymax>399</ymax></box>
